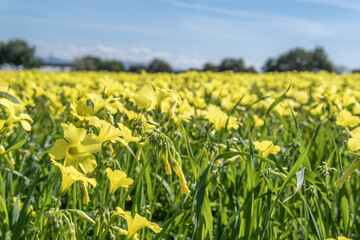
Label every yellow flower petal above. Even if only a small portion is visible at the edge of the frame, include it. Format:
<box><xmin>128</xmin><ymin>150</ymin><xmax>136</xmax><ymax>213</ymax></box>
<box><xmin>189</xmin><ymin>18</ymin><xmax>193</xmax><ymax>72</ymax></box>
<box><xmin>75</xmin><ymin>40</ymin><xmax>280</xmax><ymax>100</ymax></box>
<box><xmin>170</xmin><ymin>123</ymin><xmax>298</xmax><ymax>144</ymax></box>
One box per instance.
<box><xmin>113</xmin><ymin>207</ymin><xmax>162</xmax><ymax>240</ymax></box>
<box><xmin>77</xmin><ymin>133</ymin><xmax>101</xmax><ymax>154</ymax></box>
<box><xmin>49</xmin><ymin>139</ymin><xmax>70</xmax><ymax>160</ymax></box>
<box><xmin>134</xmin><ymin>83</ymin><xmax>156</xmax><ymax>111</ymax></box>
<box><xmin>63</xmin><ymin>124</ymin><xmax>87</xmax><ymax>146</ymax></box>
<box><xmin>254</xmin><ymin>140</ymin><xmax>280</xmax><ymax>158</ymax></box>
<box><xmin>350</xmin><ymin>127</ymin><xmax>360</xmax><ymax>139</ymax></box>
<box><xmin>348</xmin><ymin>138</ymin><xmax>360</xmax><ymax>151</ymax></box>
<box><xmin>162</xmin><ymin>153</ymin><xmax>172</xmax><ymax>175</ymax></box>
<box><xmin>106</xmin><ymin>168</ymin><xmax>134</xmax><ymax>195</ymax></box>
<box><xmin>335</xmin><ymin>158</ymin><xmax>360</xmax><ymax>189</ymax></box>
<box><xmin>51</xmin><ymin>159</ymin><xmax>97</xmax><ymax>196</ymax></box>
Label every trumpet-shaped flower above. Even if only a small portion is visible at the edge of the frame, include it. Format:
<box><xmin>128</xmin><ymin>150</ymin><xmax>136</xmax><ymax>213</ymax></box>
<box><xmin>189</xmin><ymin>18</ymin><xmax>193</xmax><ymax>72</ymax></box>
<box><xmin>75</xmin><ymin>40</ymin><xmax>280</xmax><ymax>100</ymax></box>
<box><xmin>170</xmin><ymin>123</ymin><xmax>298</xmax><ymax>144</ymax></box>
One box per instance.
<box><xmin>254</xmin><ymin>140</ymin><xmax>280</xmax><ymax>158</ymax></box>
<box><xmin>155</xmin><ymin>87</ymin><xmax>180</xmax><ymax>117</ymax></box>
<box><xmin>163</xmin><ymin>150</ymin><xmax>190</xmax><ymax>194</ymax></box>
<box><xmin>48</xmin><ymin>124</ymin><xmax>101</xmax><ymax>173</ymax></box>
<box><xmin>336</xmin><ymin>110</ymin><xmax>359</xmax><ymax>128</ymax></box>
<box><xmin>205</xmin><ymin>105</ymin><xmax>240</xmax><ymax>131</ymax></box>
<box><xmin>347</xmin><ymin>127</ymin><xmax>360</xmax><ymax>151</ymax></box>
<box><xmin>88</xmin><ymin>116</ymin><xmax>128</xmax><ymax>145</ymax></box>
<box><xmin>175</xmin><ymin>99</ymin><xmax>195</xmax><ymax>124</ymax></box>
<box><xmin>51</xmin><ymin>160</ymin><xmax>97</xmax><ymax>202</ymax></box>
<box><xmin>118</xmin><ymin>123</ymin><xmax>141</xmax><ymax>144</ymax></box>
<box><xmin>113</xmin><ymin>207</ymin><xmax>162</xmax><ymax>240</ymax></box>
<box><xmin>335</xmin><ymin>157</ymin><xmax>360</xmax><ymax>189</ymax></box>
<box><xmin>70</xmin><ymin>99</ymin><xmax>96</xmax><ymax>121</ymax></box>
<box><xmin>0</xmin><ymin>98</ymin><xmax>33</xmax><ymax>131</ymax></box>
<box><xmin>134</xmin><ymin>83</ymin><xmax>156</xmax><ymax>111</ymax></box>
<box><xmin>106</xmin><ymin>168</ymin><xmax>134</xmax><ymax>195</ymax></box>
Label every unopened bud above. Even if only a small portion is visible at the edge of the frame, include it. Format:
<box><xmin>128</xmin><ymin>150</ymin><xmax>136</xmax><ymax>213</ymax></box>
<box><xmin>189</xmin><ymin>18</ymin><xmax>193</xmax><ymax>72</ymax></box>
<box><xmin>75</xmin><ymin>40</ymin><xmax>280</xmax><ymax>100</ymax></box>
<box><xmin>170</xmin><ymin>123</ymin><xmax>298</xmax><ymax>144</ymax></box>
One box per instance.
<box><xmin>71</xmin><ymin>209</ymin><xmax>96</xmax><ymax>225</ymax></box>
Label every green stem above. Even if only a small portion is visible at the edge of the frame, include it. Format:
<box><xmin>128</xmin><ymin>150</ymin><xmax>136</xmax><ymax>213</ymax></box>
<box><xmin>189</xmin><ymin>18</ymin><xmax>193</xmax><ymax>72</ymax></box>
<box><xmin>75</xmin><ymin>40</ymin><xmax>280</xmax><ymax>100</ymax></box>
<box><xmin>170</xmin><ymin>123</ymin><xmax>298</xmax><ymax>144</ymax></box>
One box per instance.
<box><xmin>119</xmin><ymin>152</ymin><xmax>153</xmax><ymax>208</ymax></box>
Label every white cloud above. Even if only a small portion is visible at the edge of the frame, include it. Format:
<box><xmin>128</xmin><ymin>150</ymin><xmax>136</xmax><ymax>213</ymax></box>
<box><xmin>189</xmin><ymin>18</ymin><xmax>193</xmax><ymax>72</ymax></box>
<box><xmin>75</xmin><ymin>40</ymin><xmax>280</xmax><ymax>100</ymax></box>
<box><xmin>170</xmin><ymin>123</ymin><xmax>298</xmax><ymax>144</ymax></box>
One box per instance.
<box><xmin>33</xmin><ymin>42</ymin><xmax>207</xmax><ymax>70</ymax></box>
<box><xmin>165</xmin><ymin>0</ymin><xmax>333</xmax><ymax>37</ymax></box>
<box><xmin>301</xmin><ymin>0</ymin><xmax>360</xmax><ymax>12</ymax></box>
<box><xmin>267</xmin><ymin>16</ymin><xmax>333</xmax><ymax>37</ymax></box>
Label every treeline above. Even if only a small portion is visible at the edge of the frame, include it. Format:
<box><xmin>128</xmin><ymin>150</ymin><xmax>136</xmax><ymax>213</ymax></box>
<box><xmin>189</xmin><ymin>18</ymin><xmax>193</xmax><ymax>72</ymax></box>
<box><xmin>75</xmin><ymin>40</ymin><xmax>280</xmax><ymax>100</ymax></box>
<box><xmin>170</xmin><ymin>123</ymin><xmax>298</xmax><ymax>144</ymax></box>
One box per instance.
<box><xmin>1</xmin><ymin>39</ymin><xmax>359</xmax><ymax>73</ymax></box>
<box><xmin>74</xmin><ymin>56</ymin><xmax>172</xmax><ymax>73</ymax></box>
<box><xmin>0</xmin><ymin>39</ymin><xmax>43</xmax><ymax>68</ymax></box>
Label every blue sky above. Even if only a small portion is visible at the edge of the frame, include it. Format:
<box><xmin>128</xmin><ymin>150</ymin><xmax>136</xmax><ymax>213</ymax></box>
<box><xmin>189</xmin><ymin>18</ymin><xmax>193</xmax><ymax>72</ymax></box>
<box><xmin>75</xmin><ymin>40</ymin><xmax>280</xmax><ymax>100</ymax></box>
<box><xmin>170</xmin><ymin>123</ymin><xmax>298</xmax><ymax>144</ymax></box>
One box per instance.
<box><xmin>1</xmin><ymin>0</ymin><xmax>360</xmax><ymax>70</ymax></box>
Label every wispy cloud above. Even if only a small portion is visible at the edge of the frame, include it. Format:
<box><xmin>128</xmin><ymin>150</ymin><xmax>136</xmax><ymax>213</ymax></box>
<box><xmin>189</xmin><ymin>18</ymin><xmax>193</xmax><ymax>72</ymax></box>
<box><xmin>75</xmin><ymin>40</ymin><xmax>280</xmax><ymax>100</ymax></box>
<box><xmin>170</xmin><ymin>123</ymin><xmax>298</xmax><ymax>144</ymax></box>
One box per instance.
<box><xmin>301</xmin><ymin>0</ymin><xmax>360</xmax><ymax>12</ymax></box>
<box><xmin>165</xmin><ymin>0</ymin><xmax>333</xmax><ymax>37</ymax></box>
<box><xmin>166</xmin><ymin>0</ymin><xmax>261</xmax><ymax>18</ymax></box>
<box><xmin>33</xmin><ymin>42</ymin><xmax>206</xmax><ymax>70</ymax></box>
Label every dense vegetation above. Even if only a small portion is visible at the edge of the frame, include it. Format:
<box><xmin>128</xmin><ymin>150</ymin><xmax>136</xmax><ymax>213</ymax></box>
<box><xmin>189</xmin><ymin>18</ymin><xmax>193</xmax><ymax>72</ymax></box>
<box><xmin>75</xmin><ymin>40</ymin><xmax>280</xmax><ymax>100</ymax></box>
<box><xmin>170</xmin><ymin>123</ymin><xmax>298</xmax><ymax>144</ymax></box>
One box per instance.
<box><xmin>0</xmin><ymin>71</ymin><xmax>359</xmax><ymax>239</ymax></box>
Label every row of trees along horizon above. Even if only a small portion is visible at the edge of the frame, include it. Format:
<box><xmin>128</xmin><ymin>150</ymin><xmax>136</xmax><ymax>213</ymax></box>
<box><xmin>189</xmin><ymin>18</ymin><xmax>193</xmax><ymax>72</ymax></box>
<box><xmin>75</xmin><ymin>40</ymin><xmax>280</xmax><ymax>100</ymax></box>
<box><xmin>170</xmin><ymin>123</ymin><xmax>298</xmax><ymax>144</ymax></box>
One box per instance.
<box><xmin>1</xmin><ymin>39</ymin><xmax>359</xmax><ymax>73</ymax></box>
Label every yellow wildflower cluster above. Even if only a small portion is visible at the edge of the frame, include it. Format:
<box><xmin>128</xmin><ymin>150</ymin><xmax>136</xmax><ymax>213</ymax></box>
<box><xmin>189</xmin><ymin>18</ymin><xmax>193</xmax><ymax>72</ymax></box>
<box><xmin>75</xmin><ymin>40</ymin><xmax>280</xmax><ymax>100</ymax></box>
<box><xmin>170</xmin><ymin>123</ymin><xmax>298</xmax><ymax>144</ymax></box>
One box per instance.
<box><xmin>2</xmin><ymin>70</ymin><xmax>360</xmax><ymax>239</ymax></box>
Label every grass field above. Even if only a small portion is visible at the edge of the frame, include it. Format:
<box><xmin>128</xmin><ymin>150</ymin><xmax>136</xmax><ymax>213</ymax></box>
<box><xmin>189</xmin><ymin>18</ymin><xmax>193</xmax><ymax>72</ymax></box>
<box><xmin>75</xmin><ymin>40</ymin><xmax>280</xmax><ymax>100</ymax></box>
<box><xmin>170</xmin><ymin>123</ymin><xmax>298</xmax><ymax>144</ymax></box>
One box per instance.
<box><xmin>0</xmin><ymin>70</ymin><xmax>359</xmax><ymax>239</ymax></box>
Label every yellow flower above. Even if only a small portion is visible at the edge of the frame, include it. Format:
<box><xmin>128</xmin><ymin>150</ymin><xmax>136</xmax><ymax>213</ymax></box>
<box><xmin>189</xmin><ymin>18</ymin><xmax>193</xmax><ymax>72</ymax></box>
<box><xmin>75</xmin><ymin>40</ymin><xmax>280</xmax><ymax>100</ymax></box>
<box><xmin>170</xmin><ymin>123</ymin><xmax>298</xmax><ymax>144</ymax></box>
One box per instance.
<box><xmin>336</xmin><ymin>110</ymin><xmax>359</xmax><ymax>128</ymax></box>
<box><xmin>51</xmin><ymin>159</ymin><xmax>97</xmax><ymax>203</ymax></box>
<box><xmin>113</xmin><ymin>207</ymin><xmax>162</xmax><ymax>240</ymax></box>
<box><xmin>162</xmin><ymin>153</ymin><xmax>172</xmax><ymax>175</ymax></box>
<box><xmin>174</xmin><ymin>99</ymin><xmax>194</xmax><ymax>124</ymax></box>
<box><xmin>163</xmin><ymin>150</ymin><xmax>190</xmax><ymax>194</ymax></box>
<box><xmin>335</xmin><ymin>157</ymin><xmax>360</xmax><ymax>189</ymax></box>
<box><xmin>253</xmin><ymin>140</ymin><xmax>281</xmax><ymax>158</ymax></box>
<box><xmin>253</xmin><ymin>115</ymin><xmax>264</xmax><ymax>127</ymax></box>
<box><xmin>347</xmin><ymin>127</ymin><xmax>360</xmax><ymax>151</ymax></box>
<box><xmin>326</xmin><ymin>236</ymin><xmax>352</xmax><ymax>240</ymax></box>
<box><xmin>88</xmin><ymin>116</ymin><xmax>128</xmax><ymax>145</ymax></box>
<box><xmin>134</xmin><ymin>83</ymin><xmax>156</xmax><ymax>111</ymax></box>
<box><xmin>48</xmin><ymin>124</ymin><xmax>101</xmax><ymax>173</ymax></box>
<box><xmin>0</xmin><ymin>98</ymin><xmax>33</xmax><ymax>131</ymax></box>
<box><xmin>155</xmin><ymin>87</ymin><xmax>180</xmax><ymax>117</ymax></box>
<box><xmin>106</xmin><ymin>168</ymin><xmax>133</xmax><ymax>195</ymax></box>
<box><xmin>205</xmin><ymin>105</ymin><xmax>239</xmax><ymax>131</ymax></box>
<box><xmin>118</xmin><ymin>123</ymin><xmax>141</xmax><ymax>144</ymax></box>
<box><xmin>70</xmin><ymin>99</ymin><xmax>96</xmax><ymax>121</ymax></box>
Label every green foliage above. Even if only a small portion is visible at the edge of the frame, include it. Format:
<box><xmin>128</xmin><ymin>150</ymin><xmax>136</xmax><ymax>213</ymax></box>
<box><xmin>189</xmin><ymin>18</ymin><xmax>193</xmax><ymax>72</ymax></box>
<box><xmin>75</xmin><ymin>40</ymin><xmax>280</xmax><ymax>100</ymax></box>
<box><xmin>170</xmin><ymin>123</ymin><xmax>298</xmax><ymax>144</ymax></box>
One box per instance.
<box><xmin>74</xmin><ymin>56</ymin><xmax>125</xmax><ymax>72</ymax></box>
<box><xmin>147</xmin><ymin>58</ymin><xmax>172</xmax><ymax>73</ymax></box>
<box><xmin>0</xmin><ymin>71</ymin><xmax>359</xmax><ymax>239</ymax></box>
<box><xmin>128</xmin><ymin>64</ymin><xmax>146</xmax><ymax>73</ymax></box>
<box><xmin>263</xmin><ymin>46</ymin><xmax>334</xmax><ymax>72</ymax></box>
<box><xmin>0</xmin><ymin>39</ymin><xmax>42</xmax><ymax>68</ymax></box>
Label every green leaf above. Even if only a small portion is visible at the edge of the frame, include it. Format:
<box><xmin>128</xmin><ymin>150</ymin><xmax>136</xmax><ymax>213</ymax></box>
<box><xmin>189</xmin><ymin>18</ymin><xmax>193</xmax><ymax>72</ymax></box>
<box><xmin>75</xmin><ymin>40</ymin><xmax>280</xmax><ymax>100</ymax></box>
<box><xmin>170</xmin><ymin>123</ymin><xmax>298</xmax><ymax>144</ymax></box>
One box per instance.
<box><xmin>304</xmin><ymin>200</ymin><xmax>323</xmax><ymax>240</ymax></box>
<box><xmin>12</xmin><ymin>169</ymin><xmax>41</xmax><ymax>240</ymax></box>
<box><xmin>283</xmin><ymin>168</ymin><xmax>304</xmax><ymax>203</ymax></box>
<box><xmin>0</xmin><ymin>139</ymin><xmax>27</xmax><ymax>157</ymax></box>
<box><xmin>0</xmin><ymin>194</ymin><xmax>9</xmax><ymax>232</ymax></box>
<box><xmin>266</xmin><ymin>85</ymin><xmax>291</xmax><ymax>117</ymax></box>
<box><xmin>0</xmin><ymin>91</ymin><xmax>20</xmax><ymax>104</ymax></box>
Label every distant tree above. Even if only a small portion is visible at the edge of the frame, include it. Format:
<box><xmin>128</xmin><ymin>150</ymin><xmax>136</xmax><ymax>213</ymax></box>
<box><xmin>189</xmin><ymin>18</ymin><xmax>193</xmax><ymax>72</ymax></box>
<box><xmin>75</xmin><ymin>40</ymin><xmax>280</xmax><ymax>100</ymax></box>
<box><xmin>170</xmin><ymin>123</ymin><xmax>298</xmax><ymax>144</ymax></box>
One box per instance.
<box><xmin>203</xmin><ymin>62</ymin><xmax>218</xmax><ymax>72</ymax></box>
<box><xmin>0</xmin><ymin>39</ymin><xmax>40</xmax><ymax>68</ymax></box>
<box><xmin>218</xmin><ymin>58</ymin><xmax>257</xmax><ymax>73</ymax></box>
<box><xmin>0</xmin><ymin>41</ymin><xmax>3</xmax><ymax>65</ymax></box>
<box><xmin>262</xmin><ymin>58</ymin><xmax>278</xmax><ymax>72</ymax></box>
<box><xmin>219</xmin><ymin>58</ymin><xmax>245</xmax><ymax>72</ymax></box>
<box><xmin>312</xmin><ymin>47</ymin><xmax>333</xmax><ymax>72</ymax></box>
<box><xmin>128</xmin><ymin>64</ymin><xmax>146</xmax><ymax>73</ymax></box>
<box><xmin>246</xmin><ymin>66</ymin><xmax>257</xmax><ymax>73</ymax></box>
<box><xmin>147</xmin><ymin>58</ymin><xmax>172</xmax><ymax>73</ymax></box>
<box><xmin>74</xmin><ymin>56</ymin><xmax>101</xmax><ymax>71</ymax></box>
<box><xmin>352</xmin><ymin>69</ymin><xmax>360</xmax><ymax>74</ymax></box>
<box><xmin>98</xmin><ymin>59</ymin><xmax>124</xmax><ymax>72</ymax></box>
<box><xmin>262</xmin><ymin>47</ymin><xmax>334</xmax><ymax>72</ymax></box>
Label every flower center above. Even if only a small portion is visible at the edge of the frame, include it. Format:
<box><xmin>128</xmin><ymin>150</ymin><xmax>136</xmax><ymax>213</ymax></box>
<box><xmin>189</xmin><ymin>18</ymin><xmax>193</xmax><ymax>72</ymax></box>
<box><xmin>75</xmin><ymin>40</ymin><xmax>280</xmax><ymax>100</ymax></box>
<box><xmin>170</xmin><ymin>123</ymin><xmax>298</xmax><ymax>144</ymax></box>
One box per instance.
<box><xmin>68</xmin><ymin>147</ymin><xmax>79</xmax><ymax>154</ymax></box>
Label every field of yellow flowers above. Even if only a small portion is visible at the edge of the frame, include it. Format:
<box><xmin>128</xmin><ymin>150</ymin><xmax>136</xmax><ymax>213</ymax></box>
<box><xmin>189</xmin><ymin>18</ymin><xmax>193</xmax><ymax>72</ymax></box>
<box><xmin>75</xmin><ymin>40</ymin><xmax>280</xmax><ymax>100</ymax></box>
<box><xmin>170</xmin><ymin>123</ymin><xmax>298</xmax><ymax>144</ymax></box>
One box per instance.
<box><xmin>0</xmin><ymin>70</ymin><xmax>359</xmax><ymax>239</ymax></box>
